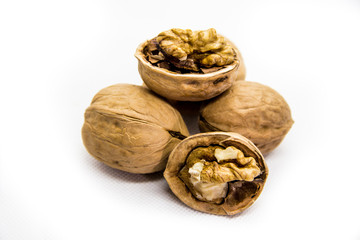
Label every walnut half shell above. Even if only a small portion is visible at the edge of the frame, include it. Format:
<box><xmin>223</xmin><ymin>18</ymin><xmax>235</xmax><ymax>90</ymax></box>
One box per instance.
<box><xmin>135</xmin><ymin>30</ymin><xmax>245</xmax><ymax>101</ymax></box>
<box><xmin>164</xmin><ymin>132</ymin><xmax>268</xmax><ymax>215</ymax></box>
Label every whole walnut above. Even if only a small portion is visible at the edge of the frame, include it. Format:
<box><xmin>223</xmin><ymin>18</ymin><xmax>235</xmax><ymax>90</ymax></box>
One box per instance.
<box><xmin>82</xmin><ymin>84</ymin><xmax>189</xmax><ymax>174</ymax></box>
<box><xmin>135</xmin><ymin>28</ymin><xmax>246</xmax><ymax>101</ymax></box>
<box><xmin>199</xmin><ymin>81</ymin><xmax>294</xmax><ymax>155</ymax></box>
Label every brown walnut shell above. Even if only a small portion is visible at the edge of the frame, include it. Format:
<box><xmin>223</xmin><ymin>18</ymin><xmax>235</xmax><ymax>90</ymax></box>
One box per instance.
<box><xmin>81</xmin><ymin>84</ymin><xmax>189</xmax><ymax>174</ymax></box>
<box><xmin>134</xmin><ymin>37</ymin><xmax>245</xmax><ymax>102</ymax></box>
<box><xmin>228</xmin><ymin>39</ymin><xmax>246</xmax><ymax>81</ymax></box>
<box><xmin>164</xmin><ymin>132</ymin><xmax>268</xmax><ymax>215</ymax></box>
<box><xmin>199</xmin><ymin>81</ymin><xmax>294</xmax><ymax>155</ymax></box>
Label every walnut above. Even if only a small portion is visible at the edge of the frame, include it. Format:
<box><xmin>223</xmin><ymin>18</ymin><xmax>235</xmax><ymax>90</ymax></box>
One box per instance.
<box><xmin>179</xmin><ymin>146</ymin><xmax>261</xmax><ymax>204</ymax></box>
<box><xmin>155</xmin><ymin>28</ymin><xmax>235</xmax><ymax>71</ymax></box>
<box><xmin>199</xmin><ymin>81</ymin><xmax>294</xmax><ymax>155</ymax></box>
<box><xmin>164</xmin><ymin>132</ymin><xmax>268</xmax><ymax>215</ymax></box>
<box><xmin>81</xmin><ymin>84</ymin><xmax>189</xmax><ymax>174</ymax></box>
<box><xmin>135</xmin><ymin>28</ymin><xmax>246</xmax><ymax>101</ymax></box>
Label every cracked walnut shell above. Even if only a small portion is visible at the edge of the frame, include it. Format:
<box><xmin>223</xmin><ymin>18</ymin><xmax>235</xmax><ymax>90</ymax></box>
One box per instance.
<box><xmin>199</xmin><ymin>81</ymin><xmax>294</xmax><ymax>155</ymax></box>
<box><xmin>135</xmin><ymin>28</ymin><xmax>246</xmax><ymax>101</ymax></box>
<box><xmin>164</xmin><ymin>132</ymin><xmax>268</xmax><ymax>215</ymax></box>
<box><xmin>81</xmin><ymin>84</ymin><xmax>189</xmax><ymax>174</ymax></box>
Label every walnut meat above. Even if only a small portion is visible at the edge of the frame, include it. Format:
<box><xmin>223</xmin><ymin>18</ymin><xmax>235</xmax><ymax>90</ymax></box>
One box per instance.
<box><xmin>199</xmin><ymin>81</ymin><xmax>294</xmax><ymax>155</ymax></box>
<box><xmin>81</xmin><ymin>84</ymin><xmax>189</xmax><ymax>174</ymax></box>
<box><xmin>164</xmin><ymin>132</ymin><xmax>268</xmax><ymax>215</ymax></box>
<box><xmin>156</xmin><ymin>28</ymin><xmax>235</xmax><ymax>71</ymax></box>
<box><xmin>135</xmin><ymin>28</ymin><xmax>245</xmax><ymax>101</ymax></box>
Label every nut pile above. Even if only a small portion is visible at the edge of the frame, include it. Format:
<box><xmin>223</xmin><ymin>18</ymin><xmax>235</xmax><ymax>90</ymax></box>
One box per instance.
<box><xmin>82</xmin><ymin>28</ymin><xmax>293</xmax><ymax>216</ymax></box>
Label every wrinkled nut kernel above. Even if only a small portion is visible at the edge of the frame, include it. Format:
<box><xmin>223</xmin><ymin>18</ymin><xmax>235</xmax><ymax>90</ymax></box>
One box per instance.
<box><xmin>81</xmin><ymin>84</ymin><xmax>189</xmax><ymax>174</ymax></box>
<box><xmin>199</xmin><ymin>81</ymin><xmax>294</xmax><ymax>155</ymax></box>
<box><xmin>180</xmin><ymin>146</ymin><xmax>261</xmax><ymax>204</ymax></box>
<box><xmin>155</xmin><ymin>28</ymin><xmax>235</xmax><ymax>72</ymax></box>
<box><xmin>164</xmin><ymin>132</ymin><xmax>268</xmax><ymax>215</ymax></box>
<box><xmin>135</xmin><ymin>28</ymin><xmax>246</xmax><ymax>101</ymax></box>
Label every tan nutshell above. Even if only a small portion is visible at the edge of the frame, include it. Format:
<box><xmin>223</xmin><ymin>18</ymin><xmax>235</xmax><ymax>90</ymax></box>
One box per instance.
<box><xmin>230</xmin><ymin>41</ymin><xmax>246</xmax><ymax>81</ymax></box>
<box><xmin>199</xmin><ymin>81</ymin><xmax>294</xmax><ymax>155</ymax></box>
<box><xmin>164</xmin><ymin>132</ymin><xmax>268</xmax><ymax>215</ymax></box>
<box><xmin>81</xmin><ymin>84</ymin><xmax>189</xmax><ymax>174</ymax></box>
<box><xmin>221</xmin><ymin>35</ymin><xmax>245</xmax><ymax>81</ymax></box>
<box><xmin>134</xmin><ymin>28</ymin><xmax>246</xmax><ymax>101</ymax></box>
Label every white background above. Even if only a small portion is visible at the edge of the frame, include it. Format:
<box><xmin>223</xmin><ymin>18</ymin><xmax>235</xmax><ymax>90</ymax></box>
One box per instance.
<box><xmin>1</xmin><ymin>0</ymin><xmax>360</xmax><ymax>239</ymax></box>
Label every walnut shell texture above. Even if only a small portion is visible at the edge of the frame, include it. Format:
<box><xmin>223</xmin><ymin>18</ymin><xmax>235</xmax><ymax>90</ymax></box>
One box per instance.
<box><xmin>199</xmin><ymin>81</ymin><xmax>294</xmax><ymax>155</ymax></box>
<box><xmin>164</xmin><ymin>132</ymin><xmax>268</xmax><ymax>215</ymax></box>
<box><xmin>135</xmin><ymin>37</ymin><xmax>245</xmax><ymax>102</ymax></box>
<box><xmin>227</xmin><ymin>38</ymin><xmax>246</xmax><ymax>81</ymax></box>
<box><xmin>82</xmin><ymin>84</ymin><xmax>189</xmax><ymax>174</ymax></box>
